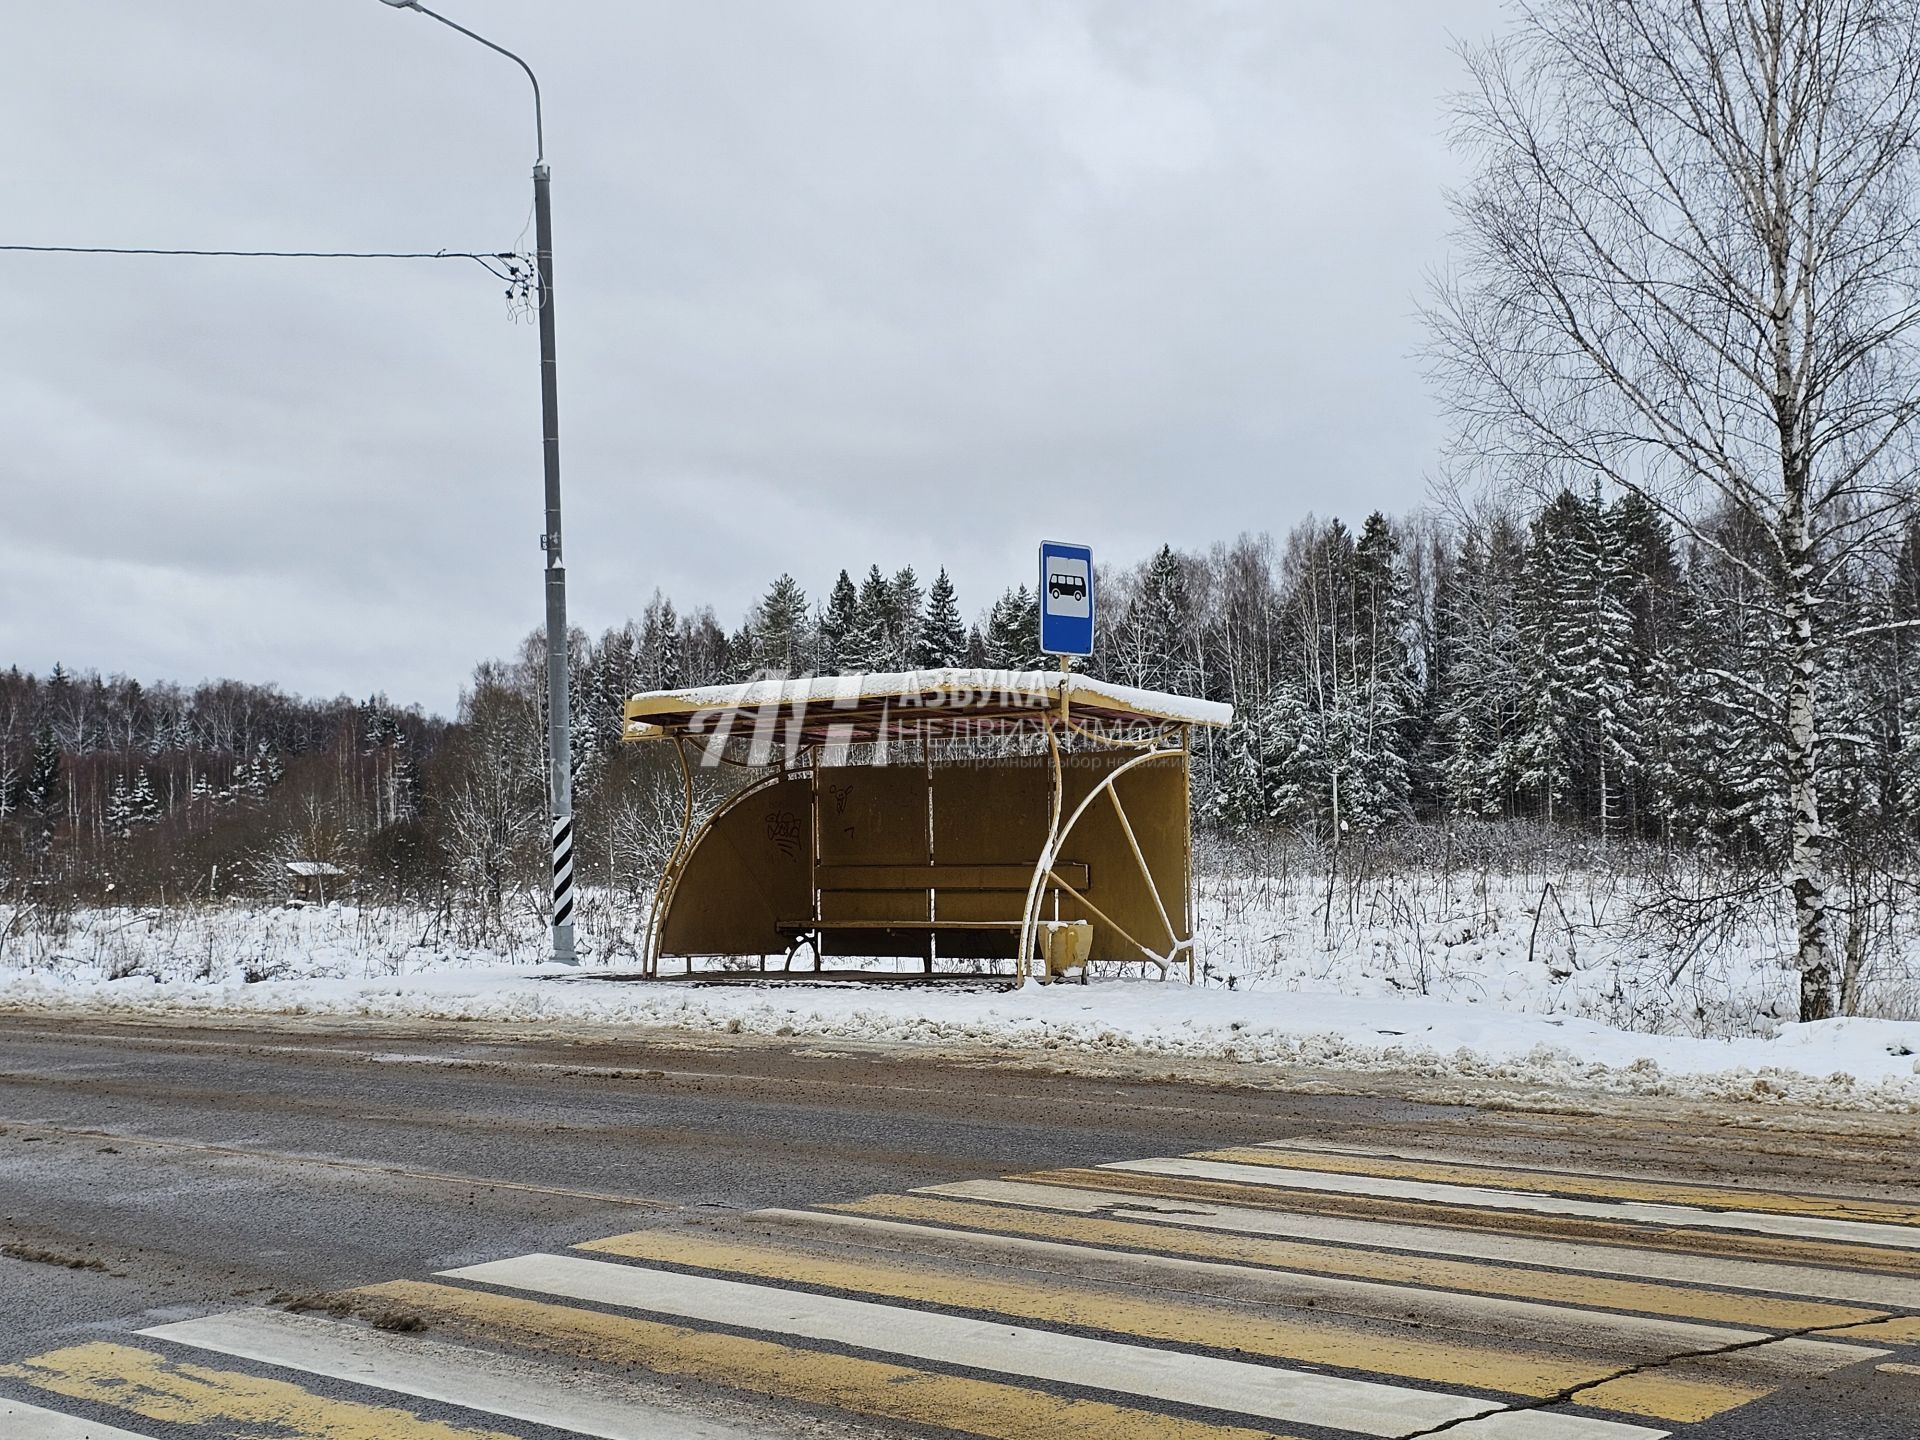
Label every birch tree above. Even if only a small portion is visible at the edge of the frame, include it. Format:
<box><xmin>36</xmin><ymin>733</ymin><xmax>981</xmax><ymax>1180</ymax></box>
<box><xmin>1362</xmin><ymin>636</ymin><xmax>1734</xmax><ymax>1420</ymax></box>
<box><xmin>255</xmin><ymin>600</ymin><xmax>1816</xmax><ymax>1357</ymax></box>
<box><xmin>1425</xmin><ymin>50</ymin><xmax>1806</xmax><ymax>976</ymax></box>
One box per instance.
<box><xmin>1426</xmin><ymin>0</ymin><xmax>1920</xmax><ymax>1020</ymax></box>
<box><xmin>434</xmin><ymin>676</ymin><xmax>544</xmax><ymax>940</ymax></box>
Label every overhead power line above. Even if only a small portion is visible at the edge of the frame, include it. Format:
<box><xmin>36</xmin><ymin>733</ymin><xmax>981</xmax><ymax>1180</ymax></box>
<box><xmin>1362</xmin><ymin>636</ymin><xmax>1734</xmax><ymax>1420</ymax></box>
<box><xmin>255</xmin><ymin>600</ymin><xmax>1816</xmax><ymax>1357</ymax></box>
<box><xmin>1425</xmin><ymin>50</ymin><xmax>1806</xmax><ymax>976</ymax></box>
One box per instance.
<box><xmin>0</xmin><ymin>243</ymin><xmax>506</xmax><ymax>261</ymax></box>
<box><xmin>0</xmin><ymin>241</ymin><xmax>539</xmax><ymax>311</ymax></box>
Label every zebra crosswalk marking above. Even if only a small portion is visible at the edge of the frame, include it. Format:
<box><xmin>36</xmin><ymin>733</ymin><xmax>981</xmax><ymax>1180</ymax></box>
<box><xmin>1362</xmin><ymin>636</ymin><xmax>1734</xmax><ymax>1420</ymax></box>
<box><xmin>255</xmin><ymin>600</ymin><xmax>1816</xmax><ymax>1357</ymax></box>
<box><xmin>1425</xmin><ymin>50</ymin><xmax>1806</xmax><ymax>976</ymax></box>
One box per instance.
<box><xmin>351</xmin><ymin>1277</ymin><xmax>1313</xmax><ymax>1440</ymax></box>
<box><xmin>764</xmin><ymin>1207</ymin><xmax>1893</xmax><ymax>1382</ymax></box>
<box><xmin>813</xmin><ymin>1191</ymin><xmax>1884</xmax><ymax>1329</ymax></box>
<box><xmin>923</xmin><ymin>1177</ymin><xmax>1920</xmax><ymax>1307</ymax></box>
<box><xmin>579</xmin><ymin>1224</ymin><xmax>1842</xmax><ymax>1418</ymax></box>
<box><xmin>1228</xmin><ymin>1145</ymin><xmax>1920</xmax><ymax>1227</ymax></box>
<box><xmin>13</xmin><ymin>1138</ymin><xmax>1917</xmax><ymax>1439</ymax></box>
<box><xmin>138</xmin><ymin>1308</ymin><xmax>760</xmax><ymax>1440</ymax></box>
<box><xmin>440</xmin><ymin>1250</ymin><xmax>1667</xmax><ymax>1438</ymax></box>
<box><xmin>2</xmin><ymin>1396</ymin><xmax>159</xmax><ymax>1440</ymax></box>
<box><xmin>0</xmin><ymin>1342</ymin><xmax>519</xmax><ymax>1440</ymax></box>
<box><xmin>1106</xmin><ymin>1157</ymin><xmax>1920</xmax><ymax>1251</ymax></box>
<box><xmin>1014</xmin><ymin>1166</ymin><xmax>1920</xmax><ymax>1278</ymax></box>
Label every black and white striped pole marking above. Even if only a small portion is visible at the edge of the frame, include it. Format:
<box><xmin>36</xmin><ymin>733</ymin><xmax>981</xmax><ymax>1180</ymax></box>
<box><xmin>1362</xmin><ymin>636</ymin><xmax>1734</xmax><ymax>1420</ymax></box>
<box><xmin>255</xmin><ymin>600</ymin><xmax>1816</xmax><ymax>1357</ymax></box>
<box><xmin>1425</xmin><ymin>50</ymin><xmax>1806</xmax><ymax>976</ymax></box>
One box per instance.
<box><xmin>551</xmin><ymin>812</ymin><xmax>576</xmax><ymax>930</ymax></box>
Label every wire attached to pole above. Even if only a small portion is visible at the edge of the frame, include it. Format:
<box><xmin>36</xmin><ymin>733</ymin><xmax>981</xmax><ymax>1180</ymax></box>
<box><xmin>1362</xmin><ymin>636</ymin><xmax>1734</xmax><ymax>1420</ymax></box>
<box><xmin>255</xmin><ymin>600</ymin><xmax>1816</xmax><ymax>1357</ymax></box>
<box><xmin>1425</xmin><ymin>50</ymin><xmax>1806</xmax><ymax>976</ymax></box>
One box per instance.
<box><xmin>1</xmin><ymin>242</ymin><xmax>540</xmax><ymax>316</ymax></box>
<box><xmin>0</xmin><ymin>243</ymin><xmax>507</xmax><ymax>261</ymax></box>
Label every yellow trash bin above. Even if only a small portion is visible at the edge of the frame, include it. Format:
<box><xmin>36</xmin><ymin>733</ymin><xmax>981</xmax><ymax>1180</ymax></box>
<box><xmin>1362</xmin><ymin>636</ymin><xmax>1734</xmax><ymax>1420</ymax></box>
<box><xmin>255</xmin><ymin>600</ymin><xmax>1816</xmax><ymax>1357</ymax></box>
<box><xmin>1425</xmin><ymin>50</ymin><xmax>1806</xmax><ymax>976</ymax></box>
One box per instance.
<box><xmin>1036</xmin><ymin>920</ymin><xmax>1093</xmax><ymax>984</ymax></box>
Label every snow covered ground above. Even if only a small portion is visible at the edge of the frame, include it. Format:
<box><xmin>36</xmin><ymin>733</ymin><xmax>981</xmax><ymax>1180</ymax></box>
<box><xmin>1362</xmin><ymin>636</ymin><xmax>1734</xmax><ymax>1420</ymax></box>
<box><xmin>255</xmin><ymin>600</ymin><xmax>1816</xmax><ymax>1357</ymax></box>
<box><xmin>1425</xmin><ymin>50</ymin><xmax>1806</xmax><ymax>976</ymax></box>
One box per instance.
<box><xmin>1193</xmin><ymin>864</ymin><xmax>1920</xmax><ymax>1037</ymax></box>
<box><xmin>4</xmin><ymin>879</ymin><xmax>1919</xmax><ymax>1112</ymax></box>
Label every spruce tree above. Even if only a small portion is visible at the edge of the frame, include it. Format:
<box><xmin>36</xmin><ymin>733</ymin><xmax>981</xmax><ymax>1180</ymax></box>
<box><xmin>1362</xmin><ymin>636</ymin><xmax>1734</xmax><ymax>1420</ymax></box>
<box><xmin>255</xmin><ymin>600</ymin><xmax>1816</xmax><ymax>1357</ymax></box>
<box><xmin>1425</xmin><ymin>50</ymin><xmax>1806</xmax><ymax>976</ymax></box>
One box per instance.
<box><xmin>1336</xmin><ymin>514</ymin><xmax>1415</xmax><ymax>837</ymax></box>
<box><xmin>107</xmin><ymin>773</ymin><xmax>134</xmax><ymax>839</ymax></box>
<box><xmin>224</xmin><ymin>758</ymin><xmax>248</xmax><ymax>806</ymax></box>
<box><xmin>817</xmin><ymin>570</ymin><xmax>860</xmax><ymax>674</ymax></box>
<box><xmin>656</xmin><ymin>611</ymin><xmax>684</xmax><ymax>690</ymax></box>
<box><xmin>1432</xmin><ymin>514</ymin><xmax>1527</xmax><ymax>818</ymax></box>
<box><xmin>131</xmin><ymin>768</ymin><xmax>161</xmax><ymax>825</ymax></box>
<box><xmin>890</xmin><ymin>566</ymin><xmax>925</xmax><ymax>671</ymax></box>
<box><xmin>583</xmin><ymin>630</ymin><xmax>637</xmax><ymax>758</ymax></box>
<box><xmin>1116</xmin><ymin>546</ymin><xmax>1200</xmax><ymax>693</ymax></box>
<box><xmin>1509</xmin><ymin>489</ymin><xmax>1649</xmax><ymax>834</ymax></box>
<box><xmin>725</xmin><ymin>622</ymin><xmax>758</xmax><ymax>682</ymax></box>
<box><xmin>1207</xmin><ymin>703</ymin><xmax>1271</xmax><ymax>831</ymax></box>
<box><xmin>1512</xmin><ymin>492</ymin><xmax>1588</xmax><ymax>822</ymax></box>
<box><xmin>918</xmin><ymin>568</ymin><xmax>967</xmax><ymax>669</ymax></box>
<box><xmin>1572</xmin><ymin>491</ymin><xmax>1641</xmax><ymax>839</ymax></box>
<box><xmin>1261</xmin><ymin>678</ymin><xmax>1324</xmax><ymax>831</ymax></box>
<box><xmin>965</xmin><ymin>624</ymin><xmax>989</xmax><ymax>668</ymax></box>
<box><xmin>751</xmin><ymin>574</ymin><xmax>812</xmax><ymax>677</ymax></box>
<box><xmin>1016</xmin><ymin>586</ymin><xmax>1041</xmax><ymax>665</ymax></box>
<box><xmin>24</xmin><ymin>725</ymin><xmax>60</xmax><ymax>816</ymax></box>
<box><xmin>1614</xmin><ymin>492</ymin><xmax>1683</xmax><ymax>835</ymax></box>
<box><xmin>241</xmin><ymin>741</ymin><xmax>283</xmax><ymax>801</ymax></box>
<box><xmin>848</xmin><ymin>566</ymin><xmax>896</xmax><ymax>673</ymax></box>
<box><xmin>984</xmin><ymin>587</ymin><xmax>1042</xmax><ymax>669</ymax></box>
<box><xmin>639</xmin><ymin>595</ymin><xmax>684</xmax><ymax>690</ymax></box>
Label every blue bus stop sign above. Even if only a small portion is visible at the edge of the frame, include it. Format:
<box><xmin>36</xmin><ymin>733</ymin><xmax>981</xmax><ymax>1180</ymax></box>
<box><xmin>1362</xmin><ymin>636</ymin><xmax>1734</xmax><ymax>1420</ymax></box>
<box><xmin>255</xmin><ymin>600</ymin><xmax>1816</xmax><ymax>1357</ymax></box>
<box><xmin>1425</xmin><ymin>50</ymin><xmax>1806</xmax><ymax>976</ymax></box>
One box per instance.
<box><xmin>1038</xmin><ymin>540</ymin><xmax>1094</xmax><ymax>657</ymax></box>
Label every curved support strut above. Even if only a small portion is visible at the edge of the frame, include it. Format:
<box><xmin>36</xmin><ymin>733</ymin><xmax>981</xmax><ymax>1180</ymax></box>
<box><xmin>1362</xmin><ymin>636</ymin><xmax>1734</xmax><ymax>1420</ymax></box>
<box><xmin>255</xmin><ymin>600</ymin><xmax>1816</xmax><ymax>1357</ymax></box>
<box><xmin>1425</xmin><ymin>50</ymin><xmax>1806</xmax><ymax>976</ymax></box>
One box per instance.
<box><xmin>1017</xmin><ymin>730</ymin><xmax>1190</xmax><ymax>982</ymax></box>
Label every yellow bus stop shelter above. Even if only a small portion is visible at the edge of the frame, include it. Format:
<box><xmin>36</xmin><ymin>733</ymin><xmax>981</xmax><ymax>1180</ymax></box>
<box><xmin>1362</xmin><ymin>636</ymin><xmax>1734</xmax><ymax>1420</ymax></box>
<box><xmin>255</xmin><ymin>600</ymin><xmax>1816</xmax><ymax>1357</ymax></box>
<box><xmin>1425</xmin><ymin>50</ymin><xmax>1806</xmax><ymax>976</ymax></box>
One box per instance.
<box><xmin>622</xmin><ymin>668</ymin><xmax>1231</xmax><ymax>984</ymax></box>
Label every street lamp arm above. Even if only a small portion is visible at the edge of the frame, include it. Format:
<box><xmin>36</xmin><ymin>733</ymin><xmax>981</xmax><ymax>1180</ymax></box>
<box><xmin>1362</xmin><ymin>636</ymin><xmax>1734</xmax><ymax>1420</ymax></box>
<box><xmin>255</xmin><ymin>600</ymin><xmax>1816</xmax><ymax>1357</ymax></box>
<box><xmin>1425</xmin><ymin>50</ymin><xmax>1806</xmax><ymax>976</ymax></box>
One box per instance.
<box><xmin>385</xmin><ymin>1</ymin><xmax>544</xmax><ymax>163</ymax></box>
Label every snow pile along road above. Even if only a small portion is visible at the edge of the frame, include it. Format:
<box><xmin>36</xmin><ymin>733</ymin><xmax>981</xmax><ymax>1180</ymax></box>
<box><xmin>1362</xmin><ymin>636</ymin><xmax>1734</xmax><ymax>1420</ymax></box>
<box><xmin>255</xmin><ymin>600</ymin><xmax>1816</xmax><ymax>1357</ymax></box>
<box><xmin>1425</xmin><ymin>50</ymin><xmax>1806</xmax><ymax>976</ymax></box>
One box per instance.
<box><xmin>1</xmin><ymin>956</ymin><xmax>1916</xmax><ymax>1112</ymax></box>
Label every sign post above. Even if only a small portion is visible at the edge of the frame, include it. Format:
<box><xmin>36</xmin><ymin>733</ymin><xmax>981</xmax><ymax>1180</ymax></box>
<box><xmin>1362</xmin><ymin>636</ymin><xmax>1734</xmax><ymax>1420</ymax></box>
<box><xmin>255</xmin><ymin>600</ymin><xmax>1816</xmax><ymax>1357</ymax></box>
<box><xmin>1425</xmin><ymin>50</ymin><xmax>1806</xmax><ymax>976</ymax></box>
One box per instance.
<box><xmin>1038</xmin><ymin>541</ymin><xmax>1095</xmax><ymax>659</ymax></box>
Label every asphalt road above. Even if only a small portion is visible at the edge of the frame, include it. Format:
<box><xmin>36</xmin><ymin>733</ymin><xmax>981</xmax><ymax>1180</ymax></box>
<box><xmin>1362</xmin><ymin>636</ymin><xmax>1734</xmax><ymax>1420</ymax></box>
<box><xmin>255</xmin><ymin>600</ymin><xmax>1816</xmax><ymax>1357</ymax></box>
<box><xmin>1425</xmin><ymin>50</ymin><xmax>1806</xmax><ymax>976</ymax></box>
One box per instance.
<box><xmin>1</xmin><ymin>1011</ymin><xmax>1916</xmax><ymax>1440</ymax></box>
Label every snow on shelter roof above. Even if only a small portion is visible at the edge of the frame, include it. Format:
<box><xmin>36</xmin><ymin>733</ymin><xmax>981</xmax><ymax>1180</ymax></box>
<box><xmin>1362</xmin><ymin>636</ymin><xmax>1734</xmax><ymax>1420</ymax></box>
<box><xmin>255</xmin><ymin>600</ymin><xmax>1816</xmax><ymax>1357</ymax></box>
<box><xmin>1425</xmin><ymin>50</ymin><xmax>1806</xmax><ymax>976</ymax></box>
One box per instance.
<box><xmin>621</xmin><ymin>668</ymin><xmax>1231</xmax><ymax>746</ymax></box>
<box><xmin>284</xmin><ymin>861</ymin><xmax>348</xmax><ymax>877</ymax></box>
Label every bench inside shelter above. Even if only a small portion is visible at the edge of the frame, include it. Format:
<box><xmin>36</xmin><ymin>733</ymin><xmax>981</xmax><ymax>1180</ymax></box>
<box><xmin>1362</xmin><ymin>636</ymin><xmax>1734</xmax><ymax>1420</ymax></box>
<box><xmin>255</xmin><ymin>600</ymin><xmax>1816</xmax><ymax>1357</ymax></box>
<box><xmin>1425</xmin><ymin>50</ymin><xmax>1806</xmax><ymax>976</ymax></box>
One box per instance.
<box><xmin>780</xmin><ymin>859</ymin><xmax>1094</xmax><ymax>973</ymax></box>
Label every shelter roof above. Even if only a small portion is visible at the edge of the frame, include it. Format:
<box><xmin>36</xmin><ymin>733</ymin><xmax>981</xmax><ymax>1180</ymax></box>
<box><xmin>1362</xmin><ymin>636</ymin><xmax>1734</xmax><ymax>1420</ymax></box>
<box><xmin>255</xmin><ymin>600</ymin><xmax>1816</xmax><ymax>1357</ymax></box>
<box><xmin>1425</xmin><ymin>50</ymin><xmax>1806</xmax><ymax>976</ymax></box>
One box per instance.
<box><xmin>621</xmin><ymin>667</ymin><xmax>1231</xmax><ymax>747</ymax></box>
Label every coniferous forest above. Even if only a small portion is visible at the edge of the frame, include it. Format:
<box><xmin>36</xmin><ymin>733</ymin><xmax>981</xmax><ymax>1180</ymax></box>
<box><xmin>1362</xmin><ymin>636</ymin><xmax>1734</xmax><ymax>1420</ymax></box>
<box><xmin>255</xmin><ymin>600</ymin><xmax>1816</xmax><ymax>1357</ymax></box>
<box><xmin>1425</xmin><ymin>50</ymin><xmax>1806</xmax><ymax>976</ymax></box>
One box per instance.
<box><xmin>10</xmin><ymin>485</ymin><xmax>1920</xmax><ymax>1015</ymax></box>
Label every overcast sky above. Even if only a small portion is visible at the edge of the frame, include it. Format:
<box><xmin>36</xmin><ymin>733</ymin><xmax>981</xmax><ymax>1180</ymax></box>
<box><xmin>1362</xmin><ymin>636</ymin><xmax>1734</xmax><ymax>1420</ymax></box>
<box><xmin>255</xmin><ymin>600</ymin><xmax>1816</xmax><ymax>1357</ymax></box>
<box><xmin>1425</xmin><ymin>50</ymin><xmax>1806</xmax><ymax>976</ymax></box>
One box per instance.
<box><xmin>1</xmin><ymin>0</ymin><xmax>1507</xmax><ymax>715</ymax></box>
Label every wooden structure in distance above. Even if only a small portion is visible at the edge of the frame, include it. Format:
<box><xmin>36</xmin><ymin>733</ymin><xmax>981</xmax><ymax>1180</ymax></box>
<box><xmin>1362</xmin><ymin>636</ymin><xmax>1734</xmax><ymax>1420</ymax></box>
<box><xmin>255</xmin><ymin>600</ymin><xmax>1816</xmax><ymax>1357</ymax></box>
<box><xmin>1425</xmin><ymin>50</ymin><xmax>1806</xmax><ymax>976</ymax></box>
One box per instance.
<box><xmin>621</xmin><ymin>668</ymin><xmax>1232</xmax><ymax>983</ymax></box>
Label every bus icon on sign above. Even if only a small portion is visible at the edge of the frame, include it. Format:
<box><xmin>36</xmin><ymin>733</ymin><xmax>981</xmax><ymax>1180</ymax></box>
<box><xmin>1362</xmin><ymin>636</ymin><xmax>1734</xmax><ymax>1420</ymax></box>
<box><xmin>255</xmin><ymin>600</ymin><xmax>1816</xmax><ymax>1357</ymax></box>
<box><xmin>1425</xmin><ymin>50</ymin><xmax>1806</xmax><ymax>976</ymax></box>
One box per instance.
<box><xmin>1047</xmin><ymin>571</ymin><xmax>1087</xmax><ymax>602</ymax></box>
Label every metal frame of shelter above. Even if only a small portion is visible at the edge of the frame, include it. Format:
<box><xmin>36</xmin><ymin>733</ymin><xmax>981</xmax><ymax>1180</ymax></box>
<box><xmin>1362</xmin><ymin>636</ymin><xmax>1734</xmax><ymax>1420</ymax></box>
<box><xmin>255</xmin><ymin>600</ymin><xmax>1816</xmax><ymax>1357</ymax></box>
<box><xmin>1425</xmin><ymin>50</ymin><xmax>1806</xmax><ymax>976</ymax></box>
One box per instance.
<box><xmin>621</xmin><ymin>669</ymin><xmax>1232</xmax><ymax>984</ymax></box>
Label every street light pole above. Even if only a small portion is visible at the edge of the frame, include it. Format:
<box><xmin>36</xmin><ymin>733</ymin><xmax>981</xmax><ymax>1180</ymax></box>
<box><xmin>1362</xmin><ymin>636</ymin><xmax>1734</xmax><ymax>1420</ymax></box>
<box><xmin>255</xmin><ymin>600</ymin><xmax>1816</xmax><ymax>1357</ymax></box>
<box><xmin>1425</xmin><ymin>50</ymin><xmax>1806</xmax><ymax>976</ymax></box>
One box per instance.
<box><xmin>380</xmin><ymin>0</ymin><xmax>576</xmax><ymax>964</ymax></box>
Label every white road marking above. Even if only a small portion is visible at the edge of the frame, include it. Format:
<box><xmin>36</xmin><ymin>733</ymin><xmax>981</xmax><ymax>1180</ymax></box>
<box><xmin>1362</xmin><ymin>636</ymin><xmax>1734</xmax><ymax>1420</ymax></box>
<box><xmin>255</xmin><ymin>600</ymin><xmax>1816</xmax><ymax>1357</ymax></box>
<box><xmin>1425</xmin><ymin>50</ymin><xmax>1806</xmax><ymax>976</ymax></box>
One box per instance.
<box><xmin>1456</xmin><ymin>1418</ymin><xmax>1662</xmax><ymax>1440</ymax></box>
<box><xmin>1262</xmin><ymin>1139</ymin><xmax>1913</xmax><ymax>1202</ymax></box>
<box><xmin>922</xmin><ymin>1179</ymin><xmax>1920</xmax><ymax>1309</ymax></box>
<box><xmin>1108</xmin><ymin>1157</ymin><xmax>1920</xmax><ymax>1252</ymax></box>
<box><xmin>139</xmin><ymin>1307</ymin><xmax>761</xmax><ymax>1440</ymax></box>
<box><xmin>444</xmin><ymin>1251</ymin><xmax>1668</xmax><ymax>1440</ymax></box>
<box><xmin>762</xmin><ymin>1206</ymin><xmax>1883</xmax><ymax>1374</ymax></box>
<box><xmin>0</xmin><ymin>1398</ymin><xmax>156</xmax><ymax>1440</ymax></box>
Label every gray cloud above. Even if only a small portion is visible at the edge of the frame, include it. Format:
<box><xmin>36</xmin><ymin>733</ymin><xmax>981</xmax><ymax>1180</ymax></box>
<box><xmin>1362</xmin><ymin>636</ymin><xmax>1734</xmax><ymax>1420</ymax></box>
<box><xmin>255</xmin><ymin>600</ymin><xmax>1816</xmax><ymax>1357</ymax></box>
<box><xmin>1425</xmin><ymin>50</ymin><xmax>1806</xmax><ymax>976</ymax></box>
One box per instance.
<box><xmin>1</xmin><ymin>0</ymin><xmax>1506</xmax><ymax>713</ymax></box>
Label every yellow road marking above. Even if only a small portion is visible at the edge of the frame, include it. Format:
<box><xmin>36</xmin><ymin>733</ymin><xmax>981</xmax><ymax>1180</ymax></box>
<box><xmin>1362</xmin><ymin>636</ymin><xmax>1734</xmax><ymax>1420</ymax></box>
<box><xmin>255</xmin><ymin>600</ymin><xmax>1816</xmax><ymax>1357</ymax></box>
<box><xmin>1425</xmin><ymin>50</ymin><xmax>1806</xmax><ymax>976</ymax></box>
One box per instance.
<box><xmin>1023</xmin><ymin>1166</ymin><xmax>1920</xmax><ymax>1276</ymax></box>
<box><xmin>1878</xmin><ymin>1362</ymin><xmax>1920</xmax><ymax>1378</ymax></box>
<box><xmin>580</xmin><ymin>1227</ymin><xmax>1766</xmax><ymax>1419</ymax></box>
<box><xmin>1574</xmin><ymin>1368</ymin><xmax>1770</xmax><ymax>1422</ymax></box>
<box><xmin>0</xmin><ymin>1342</ymin><xmax>517</xmax><ymax>1440</ymax></box>
<box><xmin>355</xmin><ymin>1279</ymin><xmax>1307</xmax><ymax>1440</ymax></box>
<box><xmin>1204</xmin><ymin>1147</ymin><xmax>1920</xmax><ymax>1228</ymax></box>
<box><xmin>1836</xmin><ymin>1316</ymin><xmax>1920</xmax><ymax>1345</ymax></box>
<box><xmin>822</xmin><ymin>1191</ymin><xmax>1884</xmax><ymax>1330</ymax></box>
